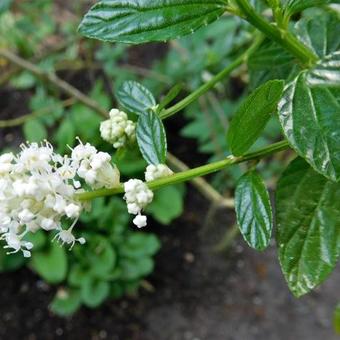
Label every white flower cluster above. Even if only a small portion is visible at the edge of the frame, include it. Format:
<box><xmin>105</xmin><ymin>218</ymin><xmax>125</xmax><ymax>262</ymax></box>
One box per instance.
<box><xmin>145</xmin><ymin>164</ymin><xmax>173</xmax><ymax>182</ymax></box>
<box><xmin>123</xmin><ymin>165</ymin><xmax>173</xmax><ymax>228</ymax></box>
<box><xmin>100</xmin><ymin>109</ymin><xmax>136</xmax><ymax>149</ymax></box>
<box><xmin>0</xmin><ymin>141</ymin><xmax>119</xmax><ymax>257</ymax></box>
<box><xmin>124</xmin><ymin>179</ymin><xmax>154</xmax><ymax>228</ymax></box>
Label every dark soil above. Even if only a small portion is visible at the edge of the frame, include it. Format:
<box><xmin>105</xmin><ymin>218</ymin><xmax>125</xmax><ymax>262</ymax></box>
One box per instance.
<box><xmin>0</xmin><ymin>188</ymin><xmax>338</xmax><ymax>340</ymax></box>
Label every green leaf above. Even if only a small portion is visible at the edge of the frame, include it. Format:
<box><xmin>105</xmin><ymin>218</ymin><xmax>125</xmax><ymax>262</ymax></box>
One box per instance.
<box><xmin>136</xmin><ymin>111</ymin><xmax>167</xmax><ymax>164</ymax></box>
<box><xmin>23</xmin><ymin>119</ymin><xmax>47</xmax><ymax>142</ymax></box>
<box><xmin>55</xmin><ymin>116</ymin><xmax>76</xmax><ymax>153</ymax></box>
<box><xmin>276</xmin><ymin>157</ymin><xmax>340</xmax><ymax>297</ymax></box>
<box><xmin>146</xmin><ymin>185</ymin><xmax>184</xmax><ymax>224</ymax></box>
<box><xmin>228</xmin><ymin>80</ymin><xmax>284</xmax><ymax>156</ymax></box>
<box><xmin>0</xmin><ymin>247</ymin><xmax>26</xmax><ymax>272</ymax></box>
<box><xmin>235</xmin><ymin>170</ymin><xmax>273</xmax><ymax>251</ymax></box>
<box><xmin>50</xmin><ymin>289</ymin><xmax>81</xmax><ymax>317</ymax></box>
<box><xmin>282</xmin><ymin>0</ymin><xmax>336</xmax><ymax>17</ymax></box>
<box><xmin>248</xmin><ymin>39</ymin><xmax>297</xmax><ymax>89</ymax></box>
<box><xmin>68</xmin><ymin>264</ymin><xmax>88</xmax><ymax>287</ymax></box>
<box><xmin>278</xmin><ymin>13</ymin><xmax>340</xmax><ymax>181</ymax></box>
<box><xmin>157</xmin><ymin>83</ymin><xmax>183</xmax><ymax>112</ymax></box>
<box><xmin>278</xmin><ymin>72</ymin><xmax>340</xmax><ymax>181</ymax></box>
<box><xmin>120</xmin><ymin>233</ymin><xmax>161</xmax><ymax>258</ymax></box>
<box><xmin>78</xmin><ymin>0</ymin><xmax>228</xmax><ymax>44</ymax></box>
<box><xmin>334</xmin><ymin>304</ymin><xmax>340</xmax><ymax>334</ymax></box>
<box><xmin>120</xmin><ymin>257</ymin><xmax>154</xmax><ymax>280</ymax></box>
<box><xmin>80</xmin><ymin>277</ymin><xmax>110</xmax><ymax>308</ymax></box>
<box><xmin>116</xmin><ymin>81</ymin><xmax>156</xmax><ymax>115</ymax></box>
<box><xmin>30</xmin><ymin>243</ymin><xmax>67</xmax><ymax>284</ymax></box>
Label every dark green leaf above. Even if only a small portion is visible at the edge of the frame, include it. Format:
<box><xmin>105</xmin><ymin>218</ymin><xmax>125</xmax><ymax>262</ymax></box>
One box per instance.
<box><xmin>80</xmin><ymin>277</ymin><xmax>110</xmax><ymax>308</ymax></box>
<box><xmin>276</xmin><ymin>157</ymin><xmax>340</xmax><ymax>297</ymax></box>
<box><xmin>120</xmin><ymin>233</ymin><xmax>161</xmax><ymax>258</ymax></box>
<box><xmin>117</xmin><ymin>81</ymin><xmax>156</xmax><ymax>115</ymax></box>
<box><xmin>248</xmin><ymin>39</ymin><xmax>297</xmax><ymax>89</ymax></box>
<box><xmin>278</xmin><ymin>72</ymin><xmax>340</xmax><ymax>181</ymax></box>
<box><xmin>78</xmin><ymin>0</ymin><xmax>228</xmax><ymax>44</ymax></box>
<box><xmin>120</xmin><ymin>257</ymin><xmax>154</xmax><ymax>280</ymax></box>
<box><xmin>228</xmin><ymin>80</ymin><xmax>284</xmax><ymax>156</ymax></box>
<box><xmin>235</xmin><ymin>170</ymin><xmax>273</xmax><ymax>251</ymax></box>
<box><xmin>30</xmin><ymin>243</ymin><xmax>67</xmax><ymax>284</ymax></box>
<box><xmin>136</xmin><ymin>111</ymin><xmax>167</xmax><ymax>164</ymax></box>
<box><xmin>50</xmin><ymin>289</ymin><xmax>81</xmax><ymax>317</ymax></box>
<box><xmin>279</xmin><ymin>13</ymin><xmax>340</xmax><ymax>181</ymax></box>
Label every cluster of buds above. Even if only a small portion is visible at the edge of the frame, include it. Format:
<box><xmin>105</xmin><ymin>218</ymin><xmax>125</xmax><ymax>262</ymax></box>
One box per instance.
<box><xmin>123</xmin><ymin>179</ymin><xmax>154</xmax><ymax>228</ymax></box>
<box><xmin>0</xmin><ymin>140</ymin><xmax>119</xmax><ymax>257</ymax></box>
<box><xmin>100</xmin><ymin>109</ymin><xmax>136</xmax><ymax>149</ymax></box>
<box><xmin>145</xmin><ymin>164</ymin><xmax>173</xmax><ymax>182</ymax></box>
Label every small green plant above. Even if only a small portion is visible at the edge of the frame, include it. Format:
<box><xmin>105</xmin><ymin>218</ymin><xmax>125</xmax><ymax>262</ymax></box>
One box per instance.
<box><xmin>0</xmin><ymin>0</ymin><xmax>339</xmax><ymax>318</ymax></box>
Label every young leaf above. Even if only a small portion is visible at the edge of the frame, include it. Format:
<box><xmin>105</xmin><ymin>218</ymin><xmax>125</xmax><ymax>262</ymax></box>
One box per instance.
<box><xmin>50</xmin><ymin>289</ymin><xmax>82</xmax><ymax>317</ymax></box>
<box><xmin>276</xmin><ymin>157</ymin><xmax>340</xmax><ymax>297</ymax></box>
<box><xmin>228</xmin><ymin>80</ymin><xmax>284</xmax><ymax>156</ymax></box>
<box><xmin>116</xmin><ymin>81</ymin><xmax>156</xmax><ymax>115</ymax></box>
<box><xmin>278</xmin><ymin>13</ymin><xmax>340</xmax><ymax>181</ymax></box>
<box><xmin>235</xmin><ymin>170</ymin><xmax>273</xmax><ymax>251</ymax></box>
<box><xmin>78</xmin><ymin>0</ymin><xmax>228</xmax><ymax>44</ymax></box>
<box><xmin>136</xmin><ymin>111</ymin><xmax>167</xmax><ymax>165</ymax></box>
<box><xmin>157</xmin><ymin>83</ymin><xmax>183</xmax><ymax>112</ymax></box>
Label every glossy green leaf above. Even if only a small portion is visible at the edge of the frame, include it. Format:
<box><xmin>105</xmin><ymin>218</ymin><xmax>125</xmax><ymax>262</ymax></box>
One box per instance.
<box><xmin>30</xmin><ymin>243</ymin><xmax>67</xmax><ymax>284</ymax></box>
<box><xmin>276</xmin><ymin>157</ymin><xmax>340</xmax><ymax>297</ymax></box>
<box><xmin>278</xmin><ymin>72</ymin><xmax>340</xmax><ymax>181</ymax></box>
<box><xmin>136</xmin><ymin>111</ymin><xmax>167</xmax><ymax>164</ymax></box>
<box><xmin>116</xmin><ymin>81</ymin><xmax>156</xmax><ymax>115</ymax></box>
<box><xmin>119</xmin><ymin>233</ymin><xmax>161</xmax><ymax>258</ymax></box>
<box><xmin>78</xmin><ymin>0</ymin><xmax>228</xmax><ymax>44</ymax></box>
<box><xmin>278</xmin><ymin>13</ymin><xmax>340</xmax><ymax>181</ymax></box>
<box><xmin>80</xmin><ymin>277</ymin><xmax>110</xmax><ymax>308</ymax></box>
<box><xmin>50</xmin><ymin>289</ymin><xmax>81</xmax><ymax>317</ymax></box>
<box><xmin>235</xmin><ymin>170</ymin><xmax>273</xmax><ymax>251</ymax></box>
<box><xmin>228</xmin><ymin>80</ymin><xmax>284</xmax><ymax>156</ymax></box>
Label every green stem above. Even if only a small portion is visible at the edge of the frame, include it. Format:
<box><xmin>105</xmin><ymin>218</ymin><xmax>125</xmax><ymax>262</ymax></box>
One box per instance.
<box><xmin>76</xmin><ymin>140</ymin><xmax>290</xmax><ymax>201</ymax></box>
<box><xmin>159</xmin><ymin>34</ymin><xmax>264</xmax><ymax>119</ymax></box>
<box><xmin>234</xmin><ymin>0</ymin><xmax>318</xmax><ymax>66</ymax></box>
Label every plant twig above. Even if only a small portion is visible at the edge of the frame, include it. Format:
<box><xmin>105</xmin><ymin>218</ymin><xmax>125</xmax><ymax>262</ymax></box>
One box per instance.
<box><xmin>167</xmin><ymin>152</ymin><xmax>234</xmax><ymax>208</ymax></box>
<box><xmin>77</xmin><ymin>140</ymin><xmax>290</xmax><ymax>201</ymax></box>
<box><xmin>0</xmin><ymin>48</ymin><xmax>108</xmax><ymax>118</ymax></box>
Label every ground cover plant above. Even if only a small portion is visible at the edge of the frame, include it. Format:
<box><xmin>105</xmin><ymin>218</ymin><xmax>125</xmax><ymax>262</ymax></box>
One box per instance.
<box><xmin>0</xmin><ymin>0</ymin><xmax>339</xmax><ymax>332</ymax></box>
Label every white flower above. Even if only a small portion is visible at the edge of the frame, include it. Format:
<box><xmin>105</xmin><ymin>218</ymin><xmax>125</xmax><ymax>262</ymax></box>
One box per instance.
<box><xmin>145</xmin><ymin>164</ymin><xmax>173</xmax><ymax>182</ymax></box>
<box><xmin>100</xmin><ymin>109</ymin><xmax>136</xmax><ymax>149</ymax></box>
<box><xmin>71</xmin><ymin>140</ymin><xmax>120</xmax><ymax>189</ymax></box>
<box><xmin>133</xmin><ymin>214</ymin><xmax>147</xmax><ymax>228</ymax></box>
<box><xmin>123</xmin><ymin>179</ymin><xmax>153</xmax><ymax>228</ymax></box>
